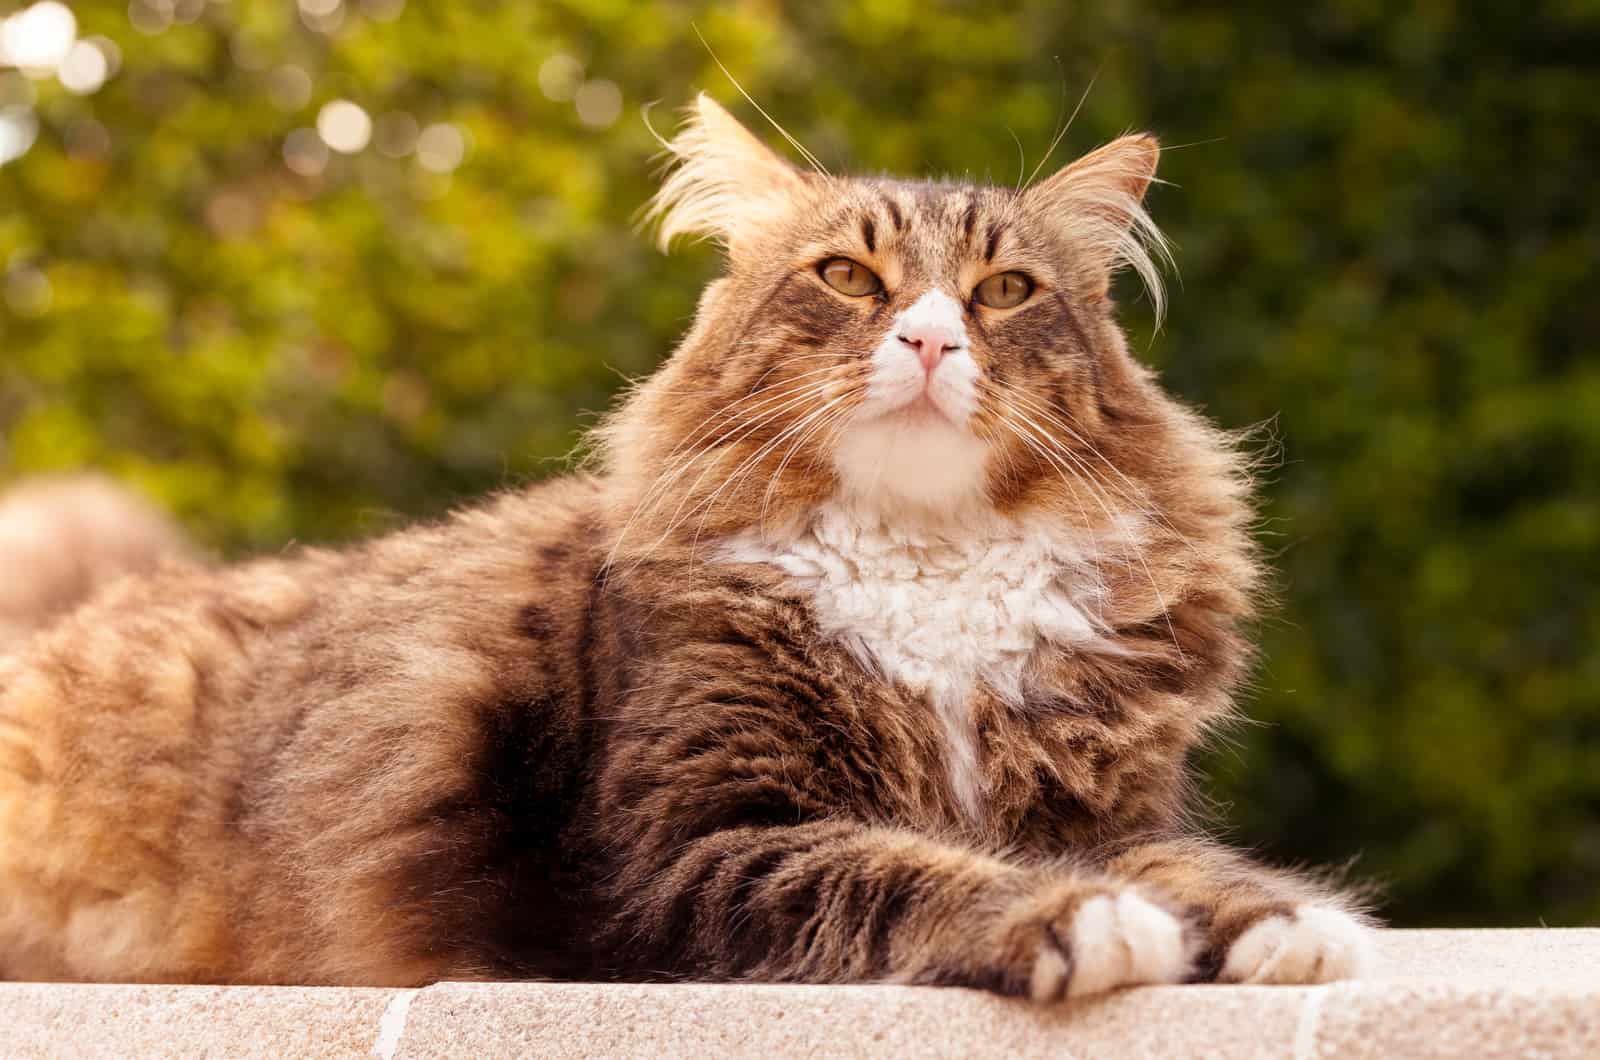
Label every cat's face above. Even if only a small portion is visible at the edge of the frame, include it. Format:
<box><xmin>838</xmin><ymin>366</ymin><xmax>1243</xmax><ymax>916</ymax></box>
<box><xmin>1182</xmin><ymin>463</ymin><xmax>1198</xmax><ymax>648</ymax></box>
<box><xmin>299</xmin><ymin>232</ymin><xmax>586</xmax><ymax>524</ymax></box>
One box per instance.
<box><xmin>727</xmin><ymin>175</ymin><xmax>1160</xmax><ymax>515</ymax></box>
<box><xmin>606</xmin><ymin>96</ymin><xmax>1181</xmax><ymax>541</ymax></box>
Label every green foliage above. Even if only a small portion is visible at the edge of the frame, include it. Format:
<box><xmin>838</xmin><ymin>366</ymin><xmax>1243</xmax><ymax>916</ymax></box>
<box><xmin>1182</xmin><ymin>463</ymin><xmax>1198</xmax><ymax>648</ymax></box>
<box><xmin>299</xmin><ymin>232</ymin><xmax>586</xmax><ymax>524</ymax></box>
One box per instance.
<box><xmin>2</xmin><ymin>0</ymin><xmax>1596</xmax><ymax>926</ymax></box>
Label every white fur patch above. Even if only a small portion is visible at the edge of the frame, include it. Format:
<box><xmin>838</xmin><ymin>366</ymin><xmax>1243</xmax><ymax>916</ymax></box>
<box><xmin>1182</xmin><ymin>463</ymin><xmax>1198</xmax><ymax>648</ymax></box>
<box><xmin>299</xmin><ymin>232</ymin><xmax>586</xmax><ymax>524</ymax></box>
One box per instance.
<box><xmin>720</xmin><ymin>503</ymin><xmax>1128</xmax><ymax>817</ymax></box>
<box><xmin>1220</xmin><ymin>904</ymin><xmax>1375</xmax><ymax>984</ymax></box>
<box><xmin>856</xmin><ymin>290</ymin><xmax>974</xmax><ymax>418</ymax></box>
<box><xmin>830</xmin><ymin>412</ymin><xmax>989</xmax><ymax>515</ymax></box>
<box><xmin>1054</xmin><ymin>889</ymin><xmax>1191</xmax><ymax>999</ymax></box>
<box><xmin>833</xmin><ymin>290</ymin><xmax>987</xmax><ymax>513</ymax></box>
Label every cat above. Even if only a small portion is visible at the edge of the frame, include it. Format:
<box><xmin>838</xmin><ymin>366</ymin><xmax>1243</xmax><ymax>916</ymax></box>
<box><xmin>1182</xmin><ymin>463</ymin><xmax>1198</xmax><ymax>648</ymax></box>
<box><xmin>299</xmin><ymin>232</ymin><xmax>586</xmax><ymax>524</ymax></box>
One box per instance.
<box><xmin>0</xmin><ymin>95</ymin><xmax>1374</xmax><ymax>994</ymax></box>
<box><xmin>0</xmin><ymin>475</ymin><xmax>194</xmax><ymax>648</ymax></box>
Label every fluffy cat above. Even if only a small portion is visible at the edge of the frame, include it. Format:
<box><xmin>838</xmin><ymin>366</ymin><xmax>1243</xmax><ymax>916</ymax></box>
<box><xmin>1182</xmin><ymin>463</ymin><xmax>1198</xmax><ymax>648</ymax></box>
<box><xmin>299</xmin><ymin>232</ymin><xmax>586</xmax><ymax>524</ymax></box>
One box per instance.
<box><xmin>0</xmin><ymin>96</ymin><xmax>1374</xmax><ymax>994</ymax></box>
<box><xmin>0</xmin><ymin>476</ymin><xmax>193</xmax><ymax>648</ymax></box>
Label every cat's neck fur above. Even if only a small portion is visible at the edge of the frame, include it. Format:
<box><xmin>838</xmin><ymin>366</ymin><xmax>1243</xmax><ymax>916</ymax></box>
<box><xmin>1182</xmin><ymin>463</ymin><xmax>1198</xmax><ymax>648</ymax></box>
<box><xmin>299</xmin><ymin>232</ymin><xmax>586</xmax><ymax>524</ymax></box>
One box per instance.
<box><xmin>719</xmin><ymin>497</ymin><xmax>1134</xmax><ymax>817</ymax></box>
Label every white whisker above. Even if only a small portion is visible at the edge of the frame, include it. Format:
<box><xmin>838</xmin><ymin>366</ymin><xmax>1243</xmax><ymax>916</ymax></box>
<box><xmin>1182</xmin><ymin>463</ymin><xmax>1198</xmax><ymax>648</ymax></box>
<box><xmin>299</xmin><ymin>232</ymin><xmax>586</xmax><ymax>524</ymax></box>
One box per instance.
<box><xmin>997</xmin><ymin>406</ymin><xmax>1184</xmax><ymax>659</ymax></box>
<box><xmin>607</xmin><ymin>373</ymin><xmax>857</xmax><ymax>570</ymax></box>
<box><xmin>686</xmin><ymin>391</ymin><xmax>858</xmax><ymax>559</ymax></box>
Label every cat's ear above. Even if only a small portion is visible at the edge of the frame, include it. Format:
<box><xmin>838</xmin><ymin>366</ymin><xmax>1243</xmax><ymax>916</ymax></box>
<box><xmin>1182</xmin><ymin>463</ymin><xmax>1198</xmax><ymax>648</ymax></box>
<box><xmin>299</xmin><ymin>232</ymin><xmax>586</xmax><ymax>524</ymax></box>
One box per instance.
<box><xmin>1027</xmin><ymin>134</ymin><xmax>1170</xmax><ymax>318</ymax></box>
<box><xmin>647</xmin><ymin>94</ymin><xmax>815</xmax><ymax>256</ymax></box>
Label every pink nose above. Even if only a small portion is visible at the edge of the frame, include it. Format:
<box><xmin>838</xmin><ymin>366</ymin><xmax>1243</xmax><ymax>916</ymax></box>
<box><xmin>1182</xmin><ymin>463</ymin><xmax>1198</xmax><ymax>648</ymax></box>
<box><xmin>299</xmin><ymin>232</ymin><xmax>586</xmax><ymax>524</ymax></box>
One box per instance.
<box><xmin>897</xmin><ymin>323</ymin><xmax>961</xmax><ymax>375</ymax></box>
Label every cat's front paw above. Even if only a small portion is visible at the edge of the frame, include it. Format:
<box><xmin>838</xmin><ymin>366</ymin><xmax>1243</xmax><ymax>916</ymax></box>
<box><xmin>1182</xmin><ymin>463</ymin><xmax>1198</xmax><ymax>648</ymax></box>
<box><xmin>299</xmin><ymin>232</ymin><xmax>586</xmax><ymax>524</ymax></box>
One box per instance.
<box><xmin>1219</xmin><ymin>904</ymin><xmax>1374</xmax><ymax>984</ymax></box>
<box><xmin>1026</xmin><ymin>888</ymin><xmax>1194</xmax><ymax>1001</ymax></box>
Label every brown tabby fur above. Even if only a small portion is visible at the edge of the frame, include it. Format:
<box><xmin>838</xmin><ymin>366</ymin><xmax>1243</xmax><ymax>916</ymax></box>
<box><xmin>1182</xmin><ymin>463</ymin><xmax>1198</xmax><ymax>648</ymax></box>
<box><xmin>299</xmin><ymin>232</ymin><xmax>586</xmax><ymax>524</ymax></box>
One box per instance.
<box><xmin>0</xmin><ymin>98</ymin><xmax>1370</xmax><ymax>991</ymax></box>
<box><xmin>0</xmin><ymin>476</ymin><xmax>194</xmax><ymax>648</ymax></box>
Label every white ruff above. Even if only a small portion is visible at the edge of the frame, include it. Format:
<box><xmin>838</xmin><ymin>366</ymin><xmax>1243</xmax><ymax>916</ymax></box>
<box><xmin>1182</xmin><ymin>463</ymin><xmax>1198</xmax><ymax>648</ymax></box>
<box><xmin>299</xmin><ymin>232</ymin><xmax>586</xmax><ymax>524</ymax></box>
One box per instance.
<box><xmin>720</xmin><ymin>503</ymin><xmax>1128</xmax><ymax>818</ymax></box>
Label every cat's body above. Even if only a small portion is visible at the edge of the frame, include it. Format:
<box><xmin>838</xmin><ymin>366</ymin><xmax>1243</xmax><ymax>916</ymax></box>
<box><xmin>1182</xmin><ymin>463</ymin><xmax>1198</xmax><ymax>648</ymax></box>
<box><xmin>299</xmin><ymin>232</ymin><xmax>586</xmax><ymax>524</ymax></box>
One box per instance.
<box><xmin>0</xmin><ymin>98</ymin><xmax>1374</xmax><ymax>995</ymax></box>
<box><xmin>0</xmin><ymin>476</ymin><xmax>193</xmax><ymax>648</ymax></box>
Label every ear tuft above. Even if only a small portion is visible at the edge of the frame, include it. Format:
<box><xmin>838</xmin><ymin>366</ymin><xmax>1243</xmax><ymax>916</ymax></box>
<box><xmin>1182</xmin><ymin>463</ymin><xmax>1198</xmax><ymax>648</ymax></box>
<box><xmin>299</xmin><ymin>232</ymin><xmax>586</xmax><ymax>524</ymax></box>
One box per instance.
<box><xmin>645</xmin><ymin>94</ymin><xmax>814</xmax><ymax>255</ymax></box>
<box><xmin>1028</xmin><ymin>133</ymin><xmax>1172</xmax><ymax>320</ymax></box>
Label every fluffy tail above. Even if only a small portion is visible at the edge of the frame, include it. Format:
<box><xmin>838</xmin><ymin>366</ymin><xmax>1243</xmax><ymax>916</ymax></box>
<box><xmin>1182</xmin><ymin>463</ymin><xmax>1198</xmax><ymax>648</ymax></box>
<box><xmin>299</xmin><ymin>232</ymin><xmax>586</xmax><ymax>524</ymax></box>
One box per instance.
<box><xmin>0</xmin><ymin>475</ymin><xmax>194</xmax><ymax>653</ymax></box>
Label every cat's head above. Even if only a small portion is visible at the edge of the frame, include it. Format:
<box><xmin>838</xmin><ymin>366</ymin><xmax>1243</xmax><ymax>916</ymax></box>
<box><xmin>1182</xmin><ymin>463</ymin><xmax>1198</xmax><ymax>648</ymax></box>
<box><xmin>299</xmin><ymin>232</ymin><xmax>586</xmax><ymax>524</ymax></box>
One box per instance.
<box><xmin>600</xmin><ymin>96</ymin><xmax>1247</xmax><ymax>564</ymax></box>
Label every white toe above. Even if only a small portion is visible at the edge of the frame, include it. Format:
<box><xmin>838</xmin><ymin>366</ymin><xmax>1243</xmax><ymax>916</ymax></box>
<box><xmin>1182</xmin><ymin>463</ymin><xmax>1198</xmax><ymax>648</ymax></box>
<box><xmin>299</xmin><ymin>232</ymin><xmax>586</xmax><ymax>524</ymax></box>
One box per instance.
<box><xmin>1220</xmin><ymin>904</ymin><xmax>1375</xmax><ymax>984</ymax></box>
<box><xmin>1064</xmin><ymin>890</ymin><xmax>1190</xmax><ymax>997</ymax></box>
<box><xmin>1028</xmin><ymin>941</ymin><xmax>1070</xmax><ymax>1002</ymax></box>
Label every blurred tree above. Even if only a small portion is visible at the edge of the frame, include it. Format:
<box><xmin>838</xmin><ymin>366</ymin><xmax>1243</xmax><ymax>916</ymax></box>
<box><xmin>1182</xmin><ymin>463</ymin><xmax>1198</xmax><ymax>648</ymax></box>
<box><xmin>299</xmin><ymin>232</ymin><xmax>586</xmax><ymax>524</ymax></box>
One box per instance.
<box><xmin>1</xmin><ymin>0</ymin><xmax>1596</xmax><ymax>927</ymax></box>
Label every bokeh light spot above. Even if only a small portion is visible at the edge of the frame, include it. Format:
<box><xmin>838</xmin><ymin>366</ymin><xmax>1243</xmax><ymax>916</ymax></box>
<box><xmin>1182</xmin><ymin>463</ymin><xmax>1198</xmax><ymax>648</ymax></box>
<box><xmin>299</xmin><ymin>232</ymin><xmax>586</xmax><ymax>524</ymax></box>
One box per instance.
<box><xmin>317</xmin><ymin>99</ymin><xmax>372</xmax><ymax>154</ymax></box>
<box><xmin>172</xmin><ymin>0</ymin><xmax>205</xmax><ymax>26</ymax></box>
<box><xmin>415</xmin><ymin>122</ymin><xmax>465</xmax><ymax>173</ymax></box>
<box><xmin>299</xmin><ymin>0</ymin><xmax>345</xmax><ymax>35</ymax></box>
<box><xmin>63</xmin><ymin>116</ymin><xmax>111</xmax><ymax>160</ymax></box>
<box><xmin>205</xmin><ymin>190</ymin><xmax>259</xmax><ymax>238</ymax></box>
<box><xmin>3</xmin><ymin>1</ymin><xmax>77</xmax><ymax>77</ymax></box>
<box><xmin>574</xmin><ymin>79</ymin><xmax>621</xmax><ymax>129</ymax></box>
<box><xmin>267</xmin><ymin>65</ymin><xmax>313</xmax><ymax>111</ymax></box>
<box><xmin>283</xmin><ymin>127</ymin><xmax>329</xmax><ymax>176</ymax></box>
<box><xmin>375</xmin><ymin>110</ymin><xmax>418</xmax><ymax>158</ymax></box>
<box><xmin>84</xmin><ymin>35</ymin><xmax>121</xmax><ymax>77</ymax></box>
<box><xmin>538</xmin><ymin>54</ymin><xmax>582</xmax><ymax>102</ymax></box>
<box><xmin>57</xmin><ymin>39</ymin><xmax>110</xmax><ymax>95</ymax></box>
<box><xmin>0</xmin><ymin>105</ymin><xmax>38</xmax><ymax>165</ymax></box>
<box><xmin>127</xmin><ymin>0</ymin><xmax>172</xmax><ymax>36</ymax></box>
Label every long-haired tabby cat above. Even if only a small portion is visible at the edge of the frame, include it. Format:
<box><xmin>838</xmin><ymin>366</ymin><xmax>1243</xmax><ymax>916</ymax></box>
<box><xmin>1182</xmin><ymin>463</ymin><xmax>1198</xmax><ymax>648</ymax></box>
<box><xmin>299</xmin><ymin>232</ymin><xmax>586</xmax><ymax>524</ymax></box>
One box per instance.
<box><xmin>0</xmin><ymin>96</ymin><xmax>1375</xmax><ymax>995</ymax></box>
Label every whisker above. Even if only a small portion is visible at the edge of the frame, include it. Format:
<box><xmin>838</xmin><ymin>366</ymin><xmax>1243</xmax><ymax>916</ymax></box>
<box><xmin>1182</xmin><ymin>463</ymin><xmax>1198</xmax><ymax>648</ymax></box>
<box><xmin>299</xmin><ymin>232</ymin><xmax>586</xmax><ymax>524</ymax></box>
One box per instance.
<box><xmin>686</xmin><ymin>391</ymin><xmax>858</xmax><ymax>559</ymax></box>
<box><xmin>988</xmin><ymin>386</ymin><xmax>1162</xmax><ymax>518</ymax></box>
<box><xmin>759</xmin><ymin>398</ymin><xmax>859</xmax><ymax>528</ymax></box>
<box><xmin>998</xmin><ymin>407</ymin><xmax>1185</xmax><ymax>659</ymax></box>
<box><xmin>988</xmin><ymin>414</ymin><xmax>1111</xmax><ymax>621</ymax></box>
<box><xmin>996</xmin><ymin>386</ymin><xmax>1205</xmax><ymax>562</ymax></box>
<box><xmin>1024</xmin><ymin>63</ymin><xmax>1099</xmax><ymax>189</ymax></box>
<box><xmin>656</xmin><ymin>363</ymin><xmax>852</xmax><ymax>461</ymax></box>
<box><xmin>691</xmin><ymin>23</ymin><xmax>831</xmax><ymax>177</ymax></box>
<box><xmin>619</xmin><ymin>374</ymin><xmax>844</xmax><ymax>535</ymax></box>
<box><xmin>608</xmin><ymin>374</ymin><xmax>856</xmax><ymax>569</ymax></box>
<box><xmin>623</xmin><ymin>369</ymin><xmax>866</xmax><ymax>566</ymax></box>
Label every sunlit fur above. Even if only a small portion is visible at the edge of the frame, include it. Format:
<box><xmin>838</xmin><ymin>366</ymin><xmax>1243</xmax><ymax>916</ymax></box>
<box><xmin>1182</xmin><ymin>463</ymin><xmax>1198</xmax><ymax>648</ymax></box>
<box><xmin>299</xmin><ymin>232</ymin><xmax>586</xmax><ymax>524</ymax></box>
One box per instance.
<box><xmin>604</xmin><ymin>94</ymin><xmax>1260</xmax><ymax>841</ymax></box>
<box><xmin>605</xmin><ymin>98</ymin><xmax>1186</xmax><ymax>549</ymax></box>
<box><xmin>0</xmin><ymin>476</ymin><xmax>193</xmax><ymax>648</ymax></box>
<box><xmin>0</xmin><ymin>97</ymin><xmax>1374</xmax><ymax>992</ymax></box>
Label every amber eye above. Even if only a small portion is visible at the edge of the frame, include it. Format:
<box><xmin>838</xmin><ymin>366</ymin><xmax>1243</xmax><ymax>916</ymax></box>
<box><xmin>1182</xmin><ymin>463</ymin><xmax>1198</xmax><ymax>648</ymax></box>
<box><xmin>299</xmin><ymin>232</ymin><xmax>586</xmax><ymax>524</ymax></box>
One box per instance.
<box><xmin>818</xmin><ymin>257</ymin><xmax>882</xmax><ymax>298</ymax></box>
<box><xmin>973</xmin><ymin>271</ymin><xmax>1033</xmax><ymax>309</ymax></box>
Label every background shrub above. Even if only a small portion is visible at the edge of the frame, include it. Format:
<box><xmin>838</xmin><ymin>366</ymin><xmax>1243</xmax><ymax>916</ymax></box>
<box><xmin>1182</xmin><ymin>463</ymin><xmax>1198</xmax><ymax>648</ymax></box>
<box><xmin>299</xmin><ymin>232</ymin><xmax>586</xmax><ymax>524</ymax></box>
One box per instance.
<box><xmin>2</xmin><ymin>0</ymin><xmax>1596</xmax><ymax>926</ymax></box>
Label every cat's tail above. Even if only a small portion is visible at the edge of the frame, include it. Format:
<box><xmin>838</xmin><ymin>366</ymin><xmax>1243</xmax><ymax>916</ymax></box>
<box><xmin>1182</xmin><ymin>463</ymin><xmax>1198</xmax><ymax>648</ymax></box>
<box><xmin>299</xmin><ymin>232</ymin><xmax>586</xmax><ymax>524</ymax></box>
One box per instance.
<box><xmin>0</xmin><ymin>475</ymin><xmax>196</xmax><ymax>654</ymax></box>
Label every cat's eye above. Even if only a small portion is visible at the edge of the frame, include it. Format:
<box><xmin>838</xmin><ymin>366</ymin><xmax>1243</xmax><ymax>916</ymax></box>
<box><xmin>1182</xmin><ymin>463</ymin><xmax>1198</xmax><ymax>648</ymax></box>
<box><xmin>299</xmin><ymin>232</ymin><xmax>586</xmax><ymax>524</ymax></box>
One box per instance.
<box><xmin>973</xmin><ymin>271</ymin><xmax>1033</xmax><ymax>309</ymax></box>
<box><xmin>818</xmin><ymin>258</ymin><xmax>882</xmax><ymax>298</ymax></box>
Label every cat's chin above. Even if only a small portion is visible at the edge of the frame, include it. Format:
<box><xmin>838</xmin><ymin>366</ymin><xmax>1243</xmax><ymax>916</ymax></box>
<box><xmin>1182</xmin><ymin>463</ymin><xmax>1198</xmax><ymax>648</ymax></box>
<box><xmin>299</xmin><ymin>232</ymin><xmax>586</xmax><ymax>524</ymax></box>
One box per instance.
<box><xmin>830</xmin><ymin>408</ymin><xmax>992</xmax><ymax>520</ymax></box>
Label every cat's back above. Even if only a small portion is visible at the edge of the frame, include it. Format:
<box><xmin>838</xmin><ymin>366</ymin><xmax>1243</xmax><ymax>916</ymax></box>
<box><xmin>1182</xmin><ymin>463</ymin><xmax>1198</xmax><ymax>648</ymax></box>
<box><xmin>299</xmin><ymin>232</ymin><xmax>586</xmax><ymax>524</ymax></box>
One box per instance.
<box><xmin>0</xmin><ymin>472</ymin><xmax>613</xmax><ymax>983</ymax></box>
<box><xmin>1</xmin><ymin>471</ymin><xmax>612</xmax><ymax>753</ymax></box>
<box><xmin>0</xmin><ymin>475</ymin><xmax>195</xmax><ymax>653</ymax></box>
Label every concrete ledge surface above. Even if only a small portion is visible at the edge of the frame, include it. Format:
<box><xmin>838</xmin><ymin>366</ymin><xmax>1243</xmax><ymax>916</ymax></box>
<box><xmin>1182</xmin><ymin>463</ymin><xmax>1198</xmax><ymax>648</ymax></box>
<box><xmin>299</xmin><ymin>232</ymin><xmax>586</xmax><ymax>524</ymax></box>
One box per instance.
<box><xmin>2</xmin><ymin>929</ymin><xmax>1597</xmax><ymax>1059</ymax></box>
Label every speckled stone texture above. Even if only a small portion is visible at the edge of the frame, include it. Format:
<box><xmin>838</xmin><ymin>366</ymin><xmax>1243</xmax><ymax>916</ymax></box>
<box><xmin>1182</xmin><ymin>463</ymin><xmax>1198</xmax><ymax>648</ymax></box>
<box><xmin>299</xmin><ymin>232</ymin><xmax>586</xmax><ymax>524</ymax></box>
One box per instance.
<box><xmin>0</xmin><ymin>982</ymin><xmax>400</xmax><ymax>1058</ymax></box>
<box><xmin>1</xmin><ymin>930</ymin><xmax>1596</xmax><ymax>1059</ymax></box>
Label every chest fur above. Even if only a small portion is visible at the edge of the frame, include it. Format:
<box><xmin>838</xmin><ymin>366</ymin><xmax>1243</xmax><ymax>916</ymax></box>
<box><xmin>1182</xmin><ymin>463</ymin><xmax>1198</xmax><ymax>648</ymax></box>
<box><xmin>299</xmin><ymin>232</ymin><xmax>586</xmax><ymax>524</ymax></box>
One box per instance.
<box><xmin>720</xmin><ymin>505</ymin><xmax>1122</xmax><ymax>814</ymax></box>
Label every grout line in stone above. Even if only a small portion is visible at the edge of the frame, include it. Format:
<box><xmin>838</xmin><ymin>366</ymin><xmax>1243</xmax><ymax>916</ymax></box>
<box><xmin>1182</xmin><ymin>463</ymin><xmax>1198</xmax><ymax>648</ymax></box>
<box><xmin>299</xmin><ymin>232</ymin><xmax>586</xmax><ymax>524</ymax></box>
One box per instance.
<box><xmin>1291</xmin><ymin>987</ymin><xmax>1328</xmax><ymax>1060</ymax></box>
<box><xmin>371</xmin><ymin>989</ymin><xmax>418</xmax><ymax>1060</ymax></box>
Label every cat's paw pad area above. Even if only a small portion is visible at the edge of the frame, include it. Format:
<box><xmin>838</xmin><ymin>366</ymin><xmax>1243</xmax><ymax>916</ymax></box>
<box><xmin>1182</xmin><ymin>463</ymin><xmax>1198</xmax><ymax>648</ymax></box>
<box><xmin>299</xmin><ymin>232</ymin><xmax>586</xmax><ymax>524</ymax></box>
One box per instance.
<box><xmin>1219</xmin><ymin>904</ymin><xmax>1375</xmax><ymax>985</ymax></box>
<box><xmin>1030</xmin><ymin>889</ymin><xmax>1192</xmax><ymax>1001</ymax></box>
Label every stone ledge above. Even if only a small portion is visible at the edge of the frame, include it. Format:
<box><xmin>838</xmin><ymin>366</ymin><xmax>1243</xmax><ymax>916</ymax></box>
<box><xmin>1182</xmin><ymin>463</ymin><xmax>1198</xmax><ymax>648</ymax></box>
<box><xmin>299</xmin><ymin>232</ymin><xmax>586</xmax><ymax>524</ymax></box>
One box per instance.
<box><xmin>2</xmin><ymin>930</ymin><xmax>1596</xmax><ymax>1059</ymax></box>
